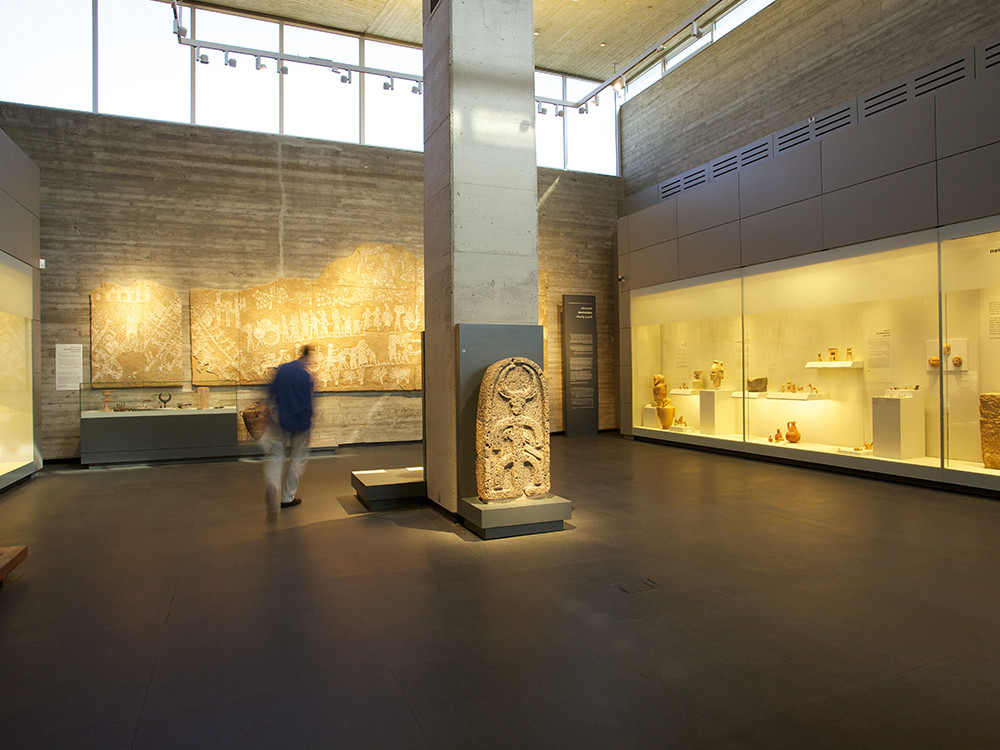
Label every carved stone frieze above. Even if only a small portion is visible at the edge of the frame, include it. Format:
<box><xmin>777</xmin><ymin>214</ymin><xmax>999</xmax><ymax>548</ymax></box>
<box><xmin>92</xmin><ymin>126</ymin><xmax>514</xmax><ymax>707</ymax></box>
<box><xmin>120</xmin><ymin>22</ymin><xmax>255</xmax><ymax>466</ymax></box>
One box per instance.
<box><xmin>475</xmin><ymin>357</ymin><xmax>550</xmax><ymax>502</ymax></box>
<box><xmin>980</xmin><ymin>393</ymin><xmax>1000</xmax><ymax>469</ymax></box>
<box><xmin>90</xmin><ymin>280</ymin><xmax>183</xmax><ymax>384</ymax></box>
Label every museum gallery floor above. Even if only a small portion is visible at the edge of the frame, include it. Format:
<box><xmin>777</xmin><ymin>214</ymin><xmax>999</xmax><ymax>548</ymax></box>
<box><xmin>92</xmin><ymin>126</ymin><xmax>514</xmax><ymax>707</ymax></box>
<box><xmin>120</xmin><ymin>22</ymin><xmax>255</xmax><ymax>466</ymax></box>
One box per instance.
<box><xmin>1</xmin><ymin>435</ymin><xmax>999</xmax><ymax>748</ymax></box>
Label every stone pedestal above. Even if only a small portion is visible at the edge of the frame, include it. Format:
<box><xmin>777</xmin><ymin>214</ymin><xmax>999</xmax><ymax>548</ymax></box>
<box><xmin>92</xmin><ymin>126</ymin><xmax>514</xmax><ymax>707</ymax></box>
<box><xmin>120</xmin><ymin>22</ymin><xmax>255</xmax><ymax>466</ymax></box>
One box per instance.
<box><xmin>459</xmin><ymin>495</ymin><xmax>572</xmax><ymax>540</ymax></box>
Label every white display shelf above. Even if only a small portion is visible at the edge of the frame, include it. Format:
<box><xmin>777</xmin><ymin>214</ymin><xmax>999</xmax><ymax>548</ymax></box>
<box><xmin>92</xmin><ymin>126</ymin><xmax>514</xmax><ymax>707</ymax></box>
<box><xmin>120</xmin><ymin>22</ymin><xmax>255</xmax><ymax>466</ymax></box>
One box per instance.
<box><xmin>765</xmin><ymin>392</ymin><xmax>828</xmax><ymax>401</ymax></box>
<box><xmin>669</xmin><ymin>388</ymin><xmax>699</xmax><ymax>395</ymax></box>
<box><xmin>731</xmin><ymin>391</ymin><xmax>768</xmax><ymax>399</ymax></box>
<box><xmin>82</xmin><ymin>407</ymin><xmax>237</xmax><ymax>418</ymax></box>
<box><xmin>805</xmin><ymin>360</ymin><xmax>863</xmax><ymax>369</ymax></box>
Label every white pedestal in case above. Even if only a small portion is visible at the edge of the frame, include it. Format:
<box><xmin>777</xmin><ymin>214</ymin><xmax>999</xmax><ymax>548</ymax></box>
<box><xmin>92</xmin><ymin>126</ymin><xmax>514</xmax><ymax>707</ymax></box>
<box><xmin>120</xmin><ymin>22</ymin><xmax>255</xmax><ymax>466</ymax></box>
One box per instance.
<box><xmin>700</xmin><ymin>390</ymin><xmax>735</xmax><ymax>435</ymax></box>
<box><xmin>872</xmin><ymin>395</ymin><xmax>925</xmax><ymax>459</ymax></box>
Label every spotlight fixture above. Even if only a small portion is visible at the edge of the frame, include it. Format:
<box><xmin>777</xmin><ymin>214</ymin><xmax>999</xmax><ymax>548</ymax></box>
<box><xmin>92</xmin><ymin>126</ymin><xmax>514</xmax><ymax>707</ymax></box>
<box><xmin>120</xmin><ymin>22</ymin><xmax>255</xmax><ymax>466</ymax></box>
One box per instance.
<box><xmin>691</xmin><ymin>21</ymin><xmax>705</xmax><ymax>38</ymax></box>
<box><xmin>537</xmin><ymin>102</ymin><xmax>547</xmax><ymax>115</ymax></box>
<box><xmin>255</xmin><ymin>56</ymin><xmax>267</xmax><ymax>71</ymax></box>
<box><xmin>411</xmin><ymin>82</ymin><xmax>422</xmax><ymax>95</ymax></box>
<box><xmin>173</xmin><ymin>20</ymin><xmax>188</xmax><ymax>38</ymax></box>
<box><xmin>383</xmin><ymin>77</ymin><xmax>394</xmax><ymax>91</ymax></box>
<box><xmin>618</xmin><ymin>275</ymin><xmax>626</xmax><ymax>282</ymax></box>
<box><xmin>196</xmin><ymin>48</ymin><xmax>209</xmax><ymax>64</ymax></box>
<box><xmin>225</xmin><ymin>52</ymin><xmax>237</xmax><ymax>68</ymax></box>
<box><xmin>612</xmin><ymin>77</ymin><xmax>625</xmax><ymax>92</ymax></box>
<box><xmin>340</xmin><ymin>71</ymin><xmax>352</xmax><ymax>84</ymax></box>
<box><xmin>277</xmin><ymin>63</ymin><xmax>288</xmax><ymax>74</ymax></box>
<box><xmin>555</xmin><ymin>107</ymin><xmax>564</xmax><ymax>117</ymax></box>
<box><xmin>592</xmin><ymin>95</ymin><xmax>600</xmax><ymax>107</ymax></box>
<box><xmin>578</xmin><ymin>104</ymin><xmax>588</xmax><ymax>114</ymax></box>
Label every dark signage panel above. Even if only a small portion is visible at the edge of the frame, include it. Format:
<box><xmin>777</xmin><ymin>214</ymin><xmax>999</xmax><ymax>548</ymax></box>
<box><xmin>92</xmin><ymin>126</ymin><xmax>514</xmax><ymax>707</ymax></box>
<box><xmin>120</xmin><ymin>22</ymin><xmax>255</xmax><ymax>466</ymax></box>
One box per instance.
<box><xmin>561</xmin><ymin>294</ymin><xmax>599</xmax><ymax>437</ymax></box>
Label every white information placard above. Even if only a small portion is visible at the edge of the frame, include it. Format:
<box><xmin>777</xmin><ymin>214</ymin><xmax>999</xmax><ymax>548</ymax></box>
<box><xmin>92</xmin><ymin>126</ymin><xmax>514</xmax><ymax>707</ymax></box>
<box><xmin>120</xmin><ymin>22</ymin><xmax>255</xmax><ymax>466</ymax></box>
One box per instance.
<box><xmin>56</xmin><ymin>344</ymin><xmax>83</xmax><ymax>391</ymax></box>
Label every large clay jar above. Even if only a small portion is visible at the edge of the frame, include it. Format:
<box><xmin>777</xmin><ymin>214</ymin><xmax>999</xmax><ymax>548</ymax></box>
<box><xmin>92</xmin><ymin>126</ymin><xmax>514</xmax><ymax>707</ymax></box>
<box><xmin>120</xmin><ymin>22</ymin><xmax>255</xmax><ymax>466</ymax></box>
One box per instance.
<box><xmin>785</xmin><ymin>420</ymin><xmax>801</xmax><ymax>444</ymax></box>
<box><xmin>656</xmin><ymin>404</ymin><xmax>676</xmax><ymax>429</ymax></box>
<box><xmin>240</xmin><ymin>402</ymin><xmax>272</xmax><ymax>441</ymax></box>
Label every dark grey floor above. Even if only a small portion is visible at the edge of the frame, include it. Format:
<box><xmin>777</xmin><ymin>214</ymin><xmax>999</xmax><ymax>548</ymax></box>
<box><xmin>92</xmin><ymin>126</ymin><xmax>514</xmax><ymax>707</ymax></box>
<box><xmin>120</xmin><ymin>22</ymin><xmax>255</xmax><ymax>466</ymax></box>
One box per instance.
<box><xmin>2</xmin><ymin>434</ymin><xmax>1000</xmax><ymax>749</ymax></box>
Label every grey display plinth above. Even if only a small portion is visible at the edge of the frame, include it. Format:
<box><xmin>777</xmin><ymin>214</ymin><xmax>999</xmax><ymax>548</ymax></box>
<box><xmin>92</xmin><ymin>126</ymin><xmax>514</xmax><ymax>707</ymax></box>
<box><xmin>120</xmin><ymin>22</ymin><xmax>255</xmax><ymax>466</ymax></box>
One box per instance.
<box><xmin>458</xmin><ymin>495</ymin><xmax>572</xmax><ymax>540</ymax></box>
<box><xmin>351</xmin><ymin>467</ymin><xmax>426</xmax><ymax>511</ymax></box>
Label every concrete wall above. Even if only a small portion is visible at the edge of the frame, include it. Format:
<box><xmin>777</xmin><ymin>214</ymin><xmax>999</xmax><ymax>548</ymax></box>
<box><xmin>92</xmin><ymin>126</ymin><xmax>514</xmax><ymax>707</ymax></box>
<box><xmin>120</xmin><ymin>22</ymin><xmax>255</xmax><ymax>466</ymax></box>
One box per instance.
<box><xmin>0</xmin><ymin>103</ymin><xmax>621</xmax><ymax>460</ymax></box>
<box><xmin>620</xmin><ymin>0</ymin><xmax>1000</xmax><ymax>197</ymax></box>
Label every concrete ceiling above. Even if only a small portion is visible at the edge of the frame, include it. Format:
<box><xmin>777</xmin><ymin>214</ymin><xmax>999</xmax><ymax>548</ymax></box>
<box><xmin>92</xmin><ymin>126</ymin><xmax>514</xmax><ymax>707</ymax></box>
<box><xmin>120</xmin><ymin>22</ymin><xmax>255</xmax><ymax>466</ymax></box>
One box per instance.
<box><xmin>191</xmin><ymin>0</ymin><xmax>713</xmax><ymax>82</ymax></box>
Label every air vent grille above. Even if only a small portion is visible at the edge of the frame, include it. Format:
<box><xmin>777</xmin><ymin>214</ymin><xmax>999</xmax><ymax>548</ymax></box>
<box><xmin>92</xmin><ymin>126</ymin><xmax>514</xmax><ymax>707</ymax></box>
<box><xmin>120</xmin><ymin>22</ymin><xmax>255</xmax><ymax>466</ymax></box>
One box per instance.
<box><xmin>659</xmin><ymin>178</ymin><xmax>682</xmax><ymax>200</ymax></box>
<box><xmin>913</xmin><ymin>57</ymin><xmax>970</xmax><ymax>97</ymax></box>
<box><xmin>776</xmin><ymin>122</ymin><xmax>810</xmax><ymax>153</ymax></box>
<box><xmin>983</xmin><ymin>41</ymin><xmax>1000</xmax><ymax>71</ymax></box>
<box><xmin>861</xmin><ymin>83</ymin><xmax>908</xmax><ymax>118</ymax></box>
<box><xmin>740</xmin><ymin>140</ymin><xmax>770</xmax><ymax>167</ymax></box>
<box><xmin>813</xmin><ymin>104</ymin><xmax>855</xmax><ymax>137</ymax></box>
<box><xmin>682</xmin><ymin>168</ymin><xmax>708</xmax><ymax>189</ymax></box>
<box><xmin>711</xmin><ymin>153</ymin><xmax>739</xmax><ymax>178</ymax></box>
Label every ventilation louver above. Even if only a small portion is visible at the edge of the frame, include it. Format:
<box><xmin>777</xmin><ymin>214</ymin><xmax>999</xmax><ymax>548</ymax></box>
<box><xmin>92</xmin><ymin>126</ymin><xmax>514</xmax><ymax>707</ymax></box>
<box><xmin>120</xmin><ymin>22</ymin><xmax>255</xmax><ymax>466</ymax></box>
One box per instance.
<box><xmin>659</xmin><ymin>177</ymin><xmax>682</xmax><ymax>200</ymax></box>
<box><xmin>913</xmin><ymin>57</ymin><xmax>971</xmax><ymax>98</ymax></box>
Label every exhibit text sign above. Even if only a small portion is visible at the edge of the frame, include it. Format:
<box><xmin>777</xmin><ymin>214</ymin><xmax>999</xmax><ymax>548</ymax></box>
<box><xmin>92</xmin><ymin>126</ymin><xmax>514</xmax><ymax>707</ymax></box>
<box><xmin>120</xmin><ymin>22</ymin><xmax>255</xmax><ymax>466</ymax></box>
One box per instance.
<box><xmin>561</xmin><ymin>294</ymin><xmax>598</xmax><ymax>437</ymax></box>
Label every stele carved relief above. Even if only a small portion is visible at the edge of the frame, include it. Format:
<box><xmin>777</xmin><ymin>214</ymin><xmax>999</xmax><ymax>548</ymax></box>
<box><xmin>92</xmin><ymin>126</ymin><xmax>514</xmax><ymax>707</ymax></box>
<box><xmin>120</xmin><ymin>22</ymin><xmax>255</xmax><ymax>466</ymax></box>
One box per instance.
<box><xmin>0</xmin><ymin>310</ymin><xmax>30</xmax><ymax>392</ymax></box>
<box><xmin>190</xmin><ymin>243</ymin><xmax>423</xmax><ymax>392</ymax></box>
<box><xmin>475</xmin><ymin>357</ymin><xmax>550</xmax><ymax>502</ymax></box>
<box><xmin>979</xmin><ymin>393</ymin><xmax>1000</xmax><ymax>469</ymax></box>
<box><xmin>90</xmin><ymin>280</ymin><xmax>184</xmax><ymax>384</ymax></box>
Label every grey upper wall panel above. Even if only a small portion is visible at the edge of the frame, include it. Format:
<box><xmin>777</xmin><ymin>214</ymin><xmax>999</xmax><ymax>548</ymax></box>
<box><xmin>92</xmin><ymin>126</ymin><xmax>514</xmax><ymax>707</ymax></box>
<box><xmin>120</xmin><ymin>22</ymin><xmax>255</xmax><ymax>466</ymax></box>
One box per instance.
<box><xmin>619</xmin><ymin>183</ymin><xmax>658</xmax><ymax>218</ymax></box>
<box><xmin>628</xmin><ymin>198</ymin><xmax>677</xmax><ymax>251</ymax></box>
<box><xmin>629</xmin><ymin>239</ymin><xmax>679</xmax><ymax>289</ymax></box>
<box><xmin>678</xmin><ymin>221</ymin><xmax>741</xmax><ymax>279</ymax></box>
<box><xmin>617</xmin><ymin>218</ymin><xmax>629</xmax><ymax>258</ymax></box>
<box><xmin>741</xmin><ymin>197</ymin><xmax>824</xmax><ymax>267</ymax></box>
<box><xmin>821</xmin><ymin>97</ymin><xmax>937</xmax><ymax>193</ymax></box>
<box><xmin>0</xmin><ymin>127</ymin><xmax>39</xmax><ymax>216</ymax></box>
<box><xmin>823</xmin><ymin>163</ymin><xmax>937</xmax><ymax>250</ymax></box>
<box><xmin>677</xmin><ymin>173</ymin><xmax>739</xmax><ymax>237</ymax></box>
<box><xmin>935</xmin><ymin>74</ymin><xmax>1000</xmax><ymax>159</ymax></box>
<box><xmin>0</xmin><ymin>189</ymin><xmax>40</xmax><ymax>267</ymax></box>
<box><xmin>938</xmin><ymin>141</ymin><xmax>1000</xmax><ymax>226</ymax></box>
<box><xmin>739</xmin><ymin>141</ymin><xmax>822</xmax><ymax>218</ymax></box>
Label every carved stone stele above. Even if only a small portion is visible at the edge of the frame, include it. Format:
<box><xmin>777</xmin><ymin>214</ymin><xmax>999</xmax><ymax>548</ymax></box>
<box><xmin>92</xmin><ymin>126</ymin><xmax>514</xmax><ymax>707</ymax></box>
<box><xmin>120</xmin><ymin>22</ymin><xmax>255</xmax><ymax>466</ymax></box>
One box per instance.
<box><xmin>476</xmin><ymin>357</ymin><xmax>550</xmax><ymax>502</ymax></box>
<box><xmin>979</xmin><ymin>394</ymin><xmax>1000</xmax><ymax>469</ymax></box>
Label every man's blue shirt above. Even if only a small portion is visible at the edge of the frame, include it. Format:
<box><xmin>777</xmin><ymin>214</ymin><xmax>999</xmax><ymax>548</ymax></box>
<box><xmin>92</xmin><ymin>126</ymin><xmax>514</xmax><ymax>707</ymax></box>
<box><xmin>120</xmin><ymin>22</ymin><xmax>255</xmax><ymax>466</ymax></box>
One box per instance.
<box><xmin>269</xmin><ymin>357</ymin><xmax>314</xmax><ymax>433</ymax></box>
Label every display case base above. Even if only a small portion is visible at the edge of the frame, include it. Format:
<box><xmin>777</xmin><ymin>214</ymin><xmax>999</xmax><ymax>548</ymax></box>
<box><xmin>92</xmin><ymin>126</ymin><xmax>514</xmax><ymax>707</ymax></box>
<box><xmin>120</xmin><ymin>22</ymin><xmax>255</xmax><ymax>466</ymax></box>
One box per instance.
<box><xmin>351</xmin><ymin>467</ymin><xmax>426</xmax><ymax>511</ymax></box>
<box><xmin>458</xmin><ymin>495</ymin><xmax>572</xmax><ymax>539</ymax></box>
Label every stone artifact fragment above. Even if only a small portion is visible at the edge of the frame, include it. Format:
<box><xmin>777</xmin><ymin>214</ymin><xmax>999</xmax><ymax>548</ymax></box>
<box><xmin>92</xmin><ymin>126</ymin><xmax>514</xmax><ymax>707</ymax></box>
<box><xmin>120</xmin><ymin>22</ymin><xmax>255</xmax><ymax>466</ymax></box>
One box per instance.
<box><xmin>240</xmin><ymin>402</ymin><xmax>272</xmax><ymax>441</ymax></box>
<box><xmin>709</xmin><ymin>360</ymin><xmax>724</xmax><ymax>389</ymax></box>
<box><xmin>476</xmin><ymin>357</ymin><xmax>550</xmax><ymax>502</ymax></box>
<box><xmin>692</xmin><ymin>370</ymin><xmax>704</xmax><ymax>390</ymax></box>
<box><xmin>747</xmin><ymin>377</ymin><xmax>767</xmax><ymax>393</ymax></box>
<box><xmin>828</xmin><ymin>347</ymin><xmax>838</xmax><ymax>361</ymax></box>
<box><xmin>90</xmin><ymin>280</ymin><xmax>184</xmax><ymax>384</ymax></box>
<box><xmin>979</xmin><ymin>394</ymin><xmax>1000</xmax><ymax>469</ymax></box>
<box><xmin>652</xmin><ymin>374</ymin><xmax>675</xmax><ymax>429</ymax></box>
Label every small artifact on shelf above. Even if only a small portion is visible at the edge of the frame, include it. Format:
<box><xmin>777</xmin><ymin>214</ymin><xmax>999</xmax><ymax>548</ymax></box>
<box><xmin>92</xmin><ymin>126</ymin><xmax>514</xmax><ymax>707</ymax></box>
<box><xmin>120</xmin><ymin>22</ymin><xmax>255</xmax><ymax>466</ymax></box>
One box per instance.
<box><xmin>198</xmin><ymin>386</ymin><xmax>210</xmax><ymax>410</ymax></box>
<box><xmin>828</xmin><ymin>347</ymin><xmax>838</xmax><ymax>361</ymax></box>
<box><xmin>747</xmin><ymin>377</ymin><xmax>768</xmax><ymax>393</ymax></box>
<box><xmin>709</xmin><ymin>360</ymin><xmax>724</xmax><ymax>389</ymax></box>
<box><xmin>785</xmin><ymin>421</ymin><xmax>801</xmax><ymax>444</ymax></box>
<box><xmin>692</xmin><ymin>370</ymin><xmax>704</xmax><ymax>390</ymax></box>
<box><xmin>681</xmin><ymin>382</ymin><xmax>688</xmax><ymax>389</ymax></box>
<box><xmin>943</xmin><ymin>343</ymin><xmax>952</xmax><ymax>356</ymax></box>
<box><xmin>113</xmin><ymin>402</ymin><xmax>130</xmax><ymax>412</ymax></box>
<box><xmin>979</xmin><ymin>394</ymin><xmax>1000</xmax><ymax>469</ymax></box>
<box><xmin>773</xmin><ymin>428</ymin><xmax>783</xmax><ymax>443</ymax></box>
<box><xmin>865</xmin><ymin>441</ymin><xmax>873</xmax><ymax>450</ymax></box>
<box><xmin>652</xmin><ymin>374</ymin><xmax>675</xmax><ymax>429</ymax></box>
<box><xmin>846</xmin><ymin>347</ymin><xmax>853</xmax><ymax>362</ymax></box>
<box><xmin>817</xmin><ymin>353</ymin><xmax>822</xmax><ymax>362</ymax></box>
<box><xmin>158</xmin><ymin>392</ymin><xmax>172</xmax><ymax>409</ymax></box>
<box><xmin>808</xmin><ymin>383</ymin><xmax>817</xmax><ymax>393</ymax></box>
<box><xmin>673</xmin><ymin>416</ymin><xmax>686</xmax><ymax>427</ymax></box>
<box><xmin>929</xmin><ymin>356</ymin><xmax>941</xmax><ymax>368</ymax></box>
<box><xmin>240</xmin><ymin>402</ymin><xmax>273</xmax><ymax>441</ymax></box>
<box><xmin>101</xmin><ymin>390</ymin><xmax>113</xmax><ymax>412</ymax></box>
<box><xmin>952</xmin><ymin>355</ymin><xmax>963</xmax><ymax>368</ymax></box>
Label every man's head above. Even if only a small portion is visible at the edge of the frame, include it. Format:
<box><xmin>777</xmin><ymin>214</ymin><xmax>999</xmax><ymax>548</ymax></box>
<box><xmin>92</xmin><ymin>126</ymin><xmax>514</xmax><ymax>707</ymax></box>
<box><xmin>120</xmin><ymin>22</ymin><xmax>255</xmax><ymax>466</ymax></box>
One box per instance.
<box><xmin>300</xmin><ymin>344</ymin><xmax>313</xmax><ymax>360</ymax></box>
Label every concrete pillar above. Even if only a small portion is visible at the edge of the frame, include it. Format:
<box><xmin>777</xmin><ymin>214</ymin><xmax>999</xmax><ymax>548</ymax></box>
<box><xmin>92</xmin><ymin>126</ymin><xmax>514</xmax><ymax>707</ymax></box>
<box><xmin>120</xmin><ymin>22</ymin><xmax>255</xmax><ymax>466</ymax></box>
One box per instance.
<box><xmin>422</xmin><ymin>0</ymin><xmax>541</xmax><ymax>513</ymax></box>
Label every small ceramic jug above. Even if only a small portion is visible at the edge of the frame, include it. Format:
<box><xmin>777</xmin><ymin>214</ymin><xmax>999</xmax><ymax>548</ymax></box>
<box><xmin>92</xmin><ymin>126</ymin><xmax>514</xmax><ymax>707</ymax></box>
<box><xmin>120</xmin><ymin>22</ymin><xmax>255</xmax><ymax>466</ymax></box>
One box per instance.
<box><xmin>785</xmin><ymin>420</ymin><xmax>801</xmax><ymax>444</ymax></box>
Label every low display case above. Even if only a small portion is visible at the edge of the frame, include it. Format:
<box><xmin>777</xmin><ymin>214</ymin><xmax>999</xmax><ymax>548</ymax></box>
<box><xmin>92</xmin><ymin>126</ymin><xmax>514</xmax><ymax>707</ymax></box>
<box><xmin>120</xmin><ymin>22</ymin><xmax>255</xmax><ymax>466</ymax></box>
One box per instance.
<box><xmin>80</xmin><ymin>383</ymin><xmax>243</xmax><ymax>465</ymax></box>
<box><xmin>629</xmin><ymin>215</ymin><xmax>1000</xmax><ymax>491</ymax></box>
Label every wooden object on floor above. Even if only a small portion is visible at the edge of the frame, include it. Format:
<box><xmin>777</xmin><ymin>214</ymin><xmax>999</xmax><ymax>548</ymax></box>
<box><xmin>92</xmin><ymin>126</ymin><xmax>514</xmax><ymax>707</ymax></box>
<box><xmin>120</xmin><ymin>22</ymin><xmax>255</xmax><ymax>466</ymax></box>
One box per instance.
<box><xmin>0</xmin><ymin>546</ymin><xmax>27</xmax><ymax>587</ymax></box>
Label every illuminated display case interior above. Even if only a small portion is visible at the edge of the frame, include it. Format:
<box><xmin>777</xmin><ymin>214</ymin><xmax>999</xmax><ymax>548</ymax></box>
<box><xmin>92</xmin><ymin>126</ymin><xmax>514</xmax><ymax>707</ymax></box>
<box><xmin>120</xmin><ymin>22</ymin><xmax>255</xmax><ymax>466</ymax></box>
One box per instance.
<box><xmin>0</xmin><ymin>252</ymin><xmax>34</xmax><ymax>478</ymax></box>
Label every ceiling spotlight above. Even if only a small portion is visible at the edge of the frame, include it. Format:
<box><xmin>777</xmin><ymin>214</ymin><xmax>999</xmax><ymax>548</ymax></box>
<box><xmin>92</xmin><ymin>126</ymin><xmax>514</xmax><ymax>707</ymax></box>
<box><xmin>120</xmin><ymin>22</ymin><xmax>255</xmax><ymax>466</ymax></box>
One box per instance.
<box><xmin>691</xmin><ymin>21</ymin><xmax>705</xmax><ymax>38</ymax></box>
<box><xmin>411</xmin><ymin>82</ymin><xmax>422</xmax><ymax>94</ymax></box>
<box><xmin>537</xmin><ymin>102</ymin><xmax>547</xmax><ymax>115</ymax></box>
<box><xmin>592</xmin><ymin>95</ymin><xmax>600</xmax><ymax>107</ymax></box>
<box><xmin>196</xmin><ymin>48</ymin><xmax>209</xmax><ymax>64</ymax></box>
<box><xmin>225</xmin><ymin>52</ymin><xmax>237</xmax><ymax>68</ymax></box>
<box><xmin>578</xmin><ymin>104</ymin><xmax>589</xmax><ymax>114</ymax></box>
<box><xmin>340</xmin><ymin>71</ymin><xmax>352</xmax><ymax>84</ymax></box>
<box><xmin>255</xmin><ymin>56</ymin><xmax>267</xmax><ymax>71</ymax></box>
<box><xmin>277</xmin><ymin>64</ymin><xmax>288</xmax><ymax>74</ymax></box>
<box><xmin>555</xmin><ymin>107</ymin><xmax>564</xmax><ymax>117</ymax></box>
<box><xmin>612</xmin><ymin>77</ymin><xmax>625</xmax><ymax>92</ymax></box>
<box><xmin>384</xmin><ymin>77</ymin><xmax>394</xmax><ymax>91</ymax></box>
<box><xmin>173</xmin><ymin>19</ymin><xmax>188</xmax><ymax>38</ymax></box>
<box><xmin>599</xmin><ymin>42</ymin><xmax>606</xmax><ymax>47</ymax></box>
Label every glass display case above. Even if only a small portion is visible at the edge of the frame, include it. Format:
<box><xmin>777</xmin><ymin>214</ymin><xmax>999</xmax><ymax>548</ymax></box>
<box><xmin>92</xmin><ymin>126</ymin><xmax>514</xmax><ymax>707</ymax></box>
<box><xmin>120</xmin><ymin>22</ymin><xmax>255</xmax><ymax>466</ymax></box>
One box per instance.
<box><xmin>629</xmin><ymin>219</ymin><xmax>1000</xmax><ymax>490</ymax></box>
<box><xmin>79</xmin><ymin>383</ymin><xmax>243</xmax><ymax>465</ymax></box>
<box><xmin>0</xmin><ymin>252</ymin><xmax>34</xmax><ymax>482</ymax></box>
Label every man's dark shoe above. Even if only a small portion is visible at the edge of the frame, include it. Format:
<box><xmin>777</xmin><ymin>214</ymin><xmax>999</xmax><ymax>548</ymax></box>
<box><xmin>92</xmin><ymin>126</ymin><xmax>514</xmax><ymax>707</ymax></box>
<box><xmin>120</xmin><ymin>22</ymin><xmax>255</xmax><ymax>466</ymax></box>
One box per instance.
<box><xmin>280</xmin><ymin>497</ymin><xmax>302</xmax><ymax>509</ymax></box>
